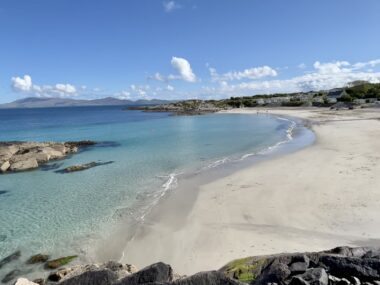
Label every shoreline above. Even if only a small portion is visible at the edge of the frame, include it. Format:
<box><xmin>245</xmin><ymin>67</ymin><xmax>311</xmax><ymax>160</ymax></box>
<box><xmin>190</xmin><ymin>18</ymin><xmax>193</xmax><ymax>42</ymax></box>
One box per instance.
<box><xmin>118</xmin><ymin>107</ymin><xmax>380</xmax><ymax>275</ymax></box>
<box><xmin>93</xmin><ymin>112</ymin><xmax>314</xmax><ymax>263</ymax></box>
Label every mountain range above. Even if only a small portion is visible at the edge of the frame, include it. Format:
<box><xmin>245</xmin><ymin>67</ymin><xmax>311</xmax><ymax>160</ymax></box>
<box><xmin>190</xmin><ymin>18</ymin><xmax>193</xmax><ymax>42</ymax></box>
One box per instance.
<box><xmin>0</xmin><ymin>97</ymin><xmax>172</xmax><ymax>109</ymax></box>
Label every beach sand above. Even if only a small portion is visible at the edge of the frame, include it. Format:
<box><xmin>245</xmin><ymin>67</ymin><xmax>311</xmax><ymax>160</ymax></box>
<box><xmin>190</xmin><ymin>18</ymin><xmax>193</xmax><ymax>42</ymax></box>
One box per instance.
<box><xmin>121</xmin><ymin>107</ymin><xmax>380</xmax><ymax>275</ymax></box>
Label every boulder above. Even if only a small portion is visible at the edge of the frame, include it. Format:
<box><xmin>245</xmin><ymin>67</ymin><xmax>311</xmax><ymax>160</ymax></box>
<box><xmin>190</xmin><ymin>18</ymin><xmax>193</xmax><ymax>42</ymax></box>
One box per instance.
<box><xmin>289</xmin><ymin>255</ymin><xmax>310</xmax><ymax>274</ymax></box>
<box><xmin>116</xmin><ymin>262</ymin><xmax>173</xmax><ymax>285</ymax></box>
<box><xmin>253</xmin><ymin>259</ymin><xmax>291</xmax><ymax>285</ymax></box>
<box><xmin>289</xmin><ymin>268</ymin><xmax>328</xmax><ymax>285</ymax></box>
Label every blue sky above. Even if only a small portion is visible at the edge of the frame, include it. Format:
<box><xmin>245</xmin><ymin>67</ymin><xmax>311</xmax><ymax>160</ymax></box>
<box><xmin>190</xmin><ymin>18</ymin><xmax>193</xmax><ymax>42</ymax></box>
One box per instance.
<box><xmin>1</xmin><ymin>0</ymin><xmax>380</xmax><ymax>103</ymax></box>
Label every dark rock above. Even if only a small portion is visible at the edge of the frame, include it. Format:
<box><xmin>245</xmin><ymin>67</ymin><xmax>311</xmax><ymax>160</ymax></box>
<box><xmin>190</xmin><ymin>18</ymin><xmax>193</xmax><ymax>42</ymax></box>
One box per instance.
<box><xmin>290</xmin><ymin>268</ymin><xmax>328</xmax><ymax>285</ymax></box>
<box><xmin>45</xmin><ymin>255</ymin><xmax>77</xmax><ymax>269</ymax></box>
<box><xmin>59</xmin><ymin>269</ymin><xmax>118</xmax><ymax>285</ymax></box>
<box><xmin>318</xmin><ymin>255</ymin><xmax>380</xmax><ymax>280</ymax></box>
<box><xmin>0</xmin><ymin>250</ymin><xmax>21</xmax><ymax>269</ymax></box>
<box><xmin>26</xmin><ymin>254</ymin><xmax>49</xmax><ymax>264</ymax></box>
<box><xmin>1</xmin><ymin>269</ymin><xmax>22</xmax><ymax>283</ymax></box>
<box><xmin>254</xmin><ymin>259</ymin><xmax>291</xmax><ymax>285</ymax></box>
<box><xmin>64</xmin><ymin>141</ymin><xmax>96</xmax><ymax>148</ymax></box>
<box><xmin>116</xmin><ymin>262</ymin><xmax>173</xmax><ymax>285</ymax></box>
<box><xmin>169</xmin><ymin>271</ymin><xmax>245</xmax><ymax>285</ymax></box>
<box><xmin>289</xmin><ymin>255</ymin><xmax>310</xmax><ymax>274</ymax></box>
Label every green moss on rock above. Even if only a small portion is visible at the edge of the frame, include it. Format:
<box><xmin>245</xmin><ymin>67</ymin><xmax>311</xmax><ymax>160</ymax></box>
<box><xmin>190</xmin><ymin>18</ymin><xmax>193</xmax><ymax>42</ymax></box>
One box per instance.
<box><xmin>222</xmin><ymin>257</ymin><xmax>266</xmax><ymax>283</ymax></box>
<box><xmin>45</xmin><ymin>255</ymin><xmax>78</xmax><ymax>269</ymax></box>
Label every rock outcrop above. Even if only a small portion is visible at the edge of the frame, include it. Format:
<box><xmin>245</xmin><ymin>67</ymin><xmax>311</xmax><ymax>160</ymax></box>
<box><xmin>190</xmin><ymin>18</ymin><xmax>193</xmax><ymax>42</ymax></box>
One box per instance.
<box><xmin>0</xmin><ymin>141</ymin><xmax>96</xmax><ymax>173</ymax></box>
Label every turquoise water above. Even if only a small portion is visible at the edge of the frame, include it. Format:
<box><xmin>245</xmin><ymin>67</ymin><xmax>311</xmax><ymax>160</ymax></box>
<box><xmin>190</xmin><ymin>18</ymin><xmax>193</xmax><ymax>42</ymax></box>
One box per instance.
<box><xmin>0</xmin><ymin>106</ymin><xmax>294</xmax><ymax>275</ymax></box>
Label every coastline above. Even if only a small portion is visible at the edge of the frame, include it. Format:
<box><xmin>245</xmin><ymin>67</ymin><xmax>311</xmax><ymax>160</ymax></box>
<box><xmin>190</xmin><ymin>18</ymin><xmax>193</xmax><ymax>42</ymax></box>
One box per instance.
<box><xmin>119</xmin><ymin>107</ymin><xmax>380</xmax><ymax>275</ymax></box>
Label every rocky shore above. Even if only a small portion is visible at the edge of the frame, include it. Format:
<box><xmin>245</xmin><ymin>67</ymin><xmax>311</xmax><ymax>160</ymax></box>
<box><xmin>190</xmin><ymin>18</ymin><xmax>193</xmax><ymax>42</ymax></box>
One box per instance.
<box><xmin>127</xmin><ymin>100</ymin><xmax>229</xmax><ymax>116</ymax></box>
<box><xmin>3</xmin><ymin>247</ymin><xmax>380</xmax><ymax>285</ymax></box>
<box><xmin>0</xmin><ymin>141</ymin><xmax>96</xmax><ymax>173</ymax></box>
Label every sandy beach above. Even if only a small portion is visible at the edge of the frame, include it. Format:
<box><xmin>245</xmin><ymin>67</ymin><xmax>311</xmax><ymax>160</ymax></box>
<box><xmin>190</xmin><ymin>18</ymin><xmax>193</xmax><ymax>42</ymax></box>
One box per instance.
<box><xmin>121</xmin><ymin>107</ymin><xmax>380</xmax><ymax>275</ymax></box>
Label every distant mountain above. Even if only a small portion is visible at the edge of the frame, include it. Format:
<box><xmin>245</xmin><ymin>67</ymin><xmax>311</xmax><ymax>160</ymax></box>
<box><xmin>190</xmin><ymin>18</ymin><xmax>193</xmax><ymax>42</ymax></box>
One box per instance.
<box><xmin>0</xmin><ymin>97</ymin><xmax>172</xmax><ymax>109</ymax></box>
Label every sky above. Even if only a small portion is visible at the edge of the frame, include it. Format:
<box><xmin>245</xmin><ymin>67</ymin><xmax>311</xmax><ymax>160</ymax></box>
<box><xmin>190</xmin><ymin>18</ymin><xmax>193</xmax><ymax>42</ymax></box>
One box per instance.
<box><xmin>1</xmin><ymin>0</ymin><xmax>380</xmax><ymax>103</ymax></box>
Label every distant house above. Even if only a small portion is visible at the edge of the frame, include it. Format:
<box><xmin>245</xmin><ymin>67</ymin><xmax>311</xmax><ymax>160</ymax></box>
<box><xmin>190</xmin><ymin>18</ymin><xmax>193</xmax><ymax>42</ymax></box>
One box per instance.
<box><xmin>256</xmin><ymin>98</ymin><xmax>265</xmax><ymax>105</ymax></box>
<box><xmin>312</xmin><ymin>97</ymin><xmax>324</xmax><ymax>103</ymax></box>
<box><xmin>353</xmin><ymin>99</ymin><xmax>366</xmax><ymax>104</ymax></box>
<box><xmin>327</xmin><ymin>89</ymin><xmax>348</xmax><ymax>99</ymax></box>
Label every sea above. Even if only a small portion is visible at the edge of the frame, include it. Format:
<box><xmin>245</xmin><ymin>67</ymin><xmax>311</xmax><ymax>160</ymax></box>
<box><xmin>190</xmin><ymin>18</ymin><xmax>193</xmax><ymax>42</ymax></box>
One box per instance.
<box><xmin>0</xmin><ymin>106</ymin><xmax>314</xmax><ymax>280</ymax></box>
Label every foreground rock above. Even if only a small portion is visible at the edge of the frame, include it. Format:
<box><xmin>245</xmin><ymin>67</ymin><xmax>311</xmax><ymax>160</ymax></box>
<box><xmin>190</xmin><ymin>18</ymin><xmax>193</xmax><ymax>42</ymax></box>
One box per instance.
<box><xmin>221</xmin><ymin>246</ymin><xmax>380</xmax><ymax>284</ymax></box>
<box><xmin>10</xmin><ymin>247</ymin><xmax>380</xmax><ymax>285</ymax></box>
<box><xmin>0</xmin><ymin>141</ymin><xmax>96</xmax><ymax>173</ymax></box>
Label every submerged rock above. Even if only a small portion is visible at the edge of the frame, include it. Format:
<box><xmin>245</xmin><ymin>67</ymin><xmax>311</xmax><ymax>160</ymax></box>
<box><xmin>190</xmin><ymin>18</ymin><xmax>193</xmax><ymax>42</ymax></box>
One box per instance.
<box><xmin>1</xmin><ymin>269</ymin><xmax>22</xmax><ymax>283</ymax></box>
<box><xmin>45</xmin><ymin>256</ymin><xmax>78</xmax><ymax>270</ymax></box>
<box><xmin>0</xmin><ymin>250</ymin><xmax>21</xmax><ymax>269</ymax></box>
<box><xmin>26</xmin><ymin>254</ymin><xmax>49</xmax><ymax>264</ymax></box>
<box><xmin>57</xmin><ymin>161</ymin><xmax>114</xmax><ymax>173</ymax></box>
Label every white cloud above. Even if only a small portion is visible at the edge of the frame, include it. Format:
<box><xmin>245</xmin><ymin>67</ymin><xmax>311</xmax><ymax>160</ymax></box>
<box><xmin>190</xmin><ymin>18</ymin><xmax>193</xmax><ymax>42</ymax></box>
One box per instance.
<box><xmin>11</xmin><ymin>75</ymin><xmax>32</xmax><ymax>92</ymax></box>
<box><xmin>313</xmin><ymin>61</ymin><xmax>351</xmax><ymax>74</ymax></box>
<box><xmin>210</xmin><ymin>65</ymin><xmax>277</xmax><ymax>82</ymax></box>
<box><xmin>11</xmin><ymin>75</ymin><xmax>77</xmax><ymax>97</ymax></box>
<box><xmin>166</xmin><ymin>84</ymin><xmax>174</xmax><ymax>91</ymax></box>
<box><xmin>200</xmin><ymin>59</ymin><xmax>380</xmax><ymax>98</ymax></box>
<box><xmin>163</xmin><ymin>1</ymin><xmax>180</xmax><ymax>12</ymax></box>
<box><xmin>170</xmin><ymin>56</ymin><xmax>197</xmax><ymax>82</ymax></box>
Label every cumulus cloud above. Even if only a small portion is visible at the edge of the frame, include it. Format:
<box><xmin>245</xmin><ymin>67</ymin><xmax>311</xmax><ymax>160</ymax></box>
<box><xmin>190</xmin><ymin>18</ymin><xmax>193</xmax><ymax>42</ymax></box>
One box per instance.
<box><xmin>11</xmin><ymin>75</ymin><xmax>77</xmax><ymax>97</ymax></box>
<box><xmin>163</xmin><ymin>1</ymin><xmax>180</xmax><ymax>12</ymax></box>
<box><xmin>11</xmin><ymin>75</ymin><xmax>33</xmax><ymax>92</ymax></box>
<box><xmin>210</xmin><ymin>65</ymin><xmax>277</xmax><ymax>82</ymax></box>
<box><xmin>170</xmin><ymin>57</ymin><xmax>197</xmax><ymax>82</ymax></box>
<box><xmin>150</xmin><ymin>56</ymin><xmax>197</xmax><ymax>83</ymax></box>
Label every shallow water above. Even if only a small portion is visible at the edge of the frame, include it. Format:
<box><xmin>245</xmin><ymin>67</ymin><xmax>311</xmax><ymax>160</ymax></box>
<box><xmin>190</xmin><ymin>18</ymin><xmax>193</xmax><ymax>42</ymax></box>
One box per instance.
<box><xmin>0</xmin><ymin>106</ymin><xmax>295</xmax><ymax>279</ymax></box>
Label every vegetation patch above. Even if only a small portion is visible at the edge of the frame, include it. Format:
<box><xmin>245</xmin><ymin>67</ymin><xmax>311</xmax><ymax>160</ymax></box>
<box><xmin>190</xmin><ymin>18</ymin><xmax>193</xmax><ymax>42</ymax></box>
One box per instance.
<box><xmin>45</xmin><ymin>255</ymin><xmax>78</xmax><ymax>269</ymax></box>
<box><xmin>222</xmin><ymin>257</ymin><xmax>265</xmax><ymax>283</ymax></box>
